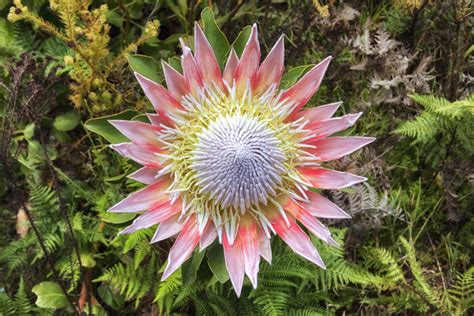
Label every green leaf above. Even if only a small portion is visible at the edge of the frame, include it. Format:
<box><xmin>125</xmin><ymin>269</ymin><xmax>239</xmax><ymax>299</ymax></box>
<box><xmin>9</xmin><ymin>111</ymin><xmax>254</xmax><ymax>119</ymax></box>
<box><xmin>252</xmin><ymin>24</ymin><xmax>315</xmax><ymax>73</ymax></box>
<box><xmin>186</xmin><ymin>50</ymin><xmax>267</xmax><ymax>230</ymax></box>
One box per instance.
<box><xmin>81</xmin><ymin>253</ymin><xmax>96</xmax><ymax>268</ymax></box>
<box><xmin>167</xmin><ymin>56</ymin><xmax>183</xmax><ymax>73</ymax></box>
<box><xmin>103</xmin><ymin>173</ymin><xmax>127</xmax><ymax>182</ymax></box>
<box><xmin>231</xmin><ymin>25</ymin><xmax>251</xmax><ymax>57</ymax></box>
<box><xmin>105</xmin><ymin>10</ymin><xmax>123</xmax><ymax>28</ymax></box>
<box><xmin>128</xmin><ymin>54</ymin><xmax>161</xmax><ymax>82</ymax></box>
<box><xmin>53</xmin><ymin>111</ymin><xmax>80</xmax><ymax>132</ymax></box>
<box><xmin>84</xmin><ymin>110</ymin><xmax>138</xmax><ymax>144</ymax></box>
<box><xmin>129</xmin><ymin>3</ymin><xmax>143</xmax><ymax>19</ymax></box>
<box><xmin>23</xmin><ymin>123</ymin><xmax>35</xmax><ymax>139</ymax></box>
<box><xmin>207</xmin><ymin>242</ymin><xmax>229</xmax><ymax>283</ymax></box>
<box><xmin>97</xmin><ymin>284</ymin><xmax>124</xmax><ymax>310</ymax></box>
<box><xmin>201</xmin><ymin>7</ymin><xmax>230</xmax><ymax>70</ymax></box>
<box><xmin>280</xmin><ymin>65</ymin><xmax>314</xmax><ymax>90</ymax></box>
<box><xmin>101</xmin><ymin>212</ymin><xmax>136</xmax><ymax>224</ymax></box>
<box><xmin>32</xmin><ymin>282</ymin><xmax>68</xmax><ymax>310</ymax></box>
<box><xmin>131</xmin><ymin>114</ymin><xmax>151</xmax><ymax>123</ymax></box>
<box><xmin>165</xmin><ymin>0</ymin><xmax>186</xmax><ymax>21</ymax></box>
<box><xmin>182</xmin><ymin>250</ymin><xmax>206</xmax><ymax>285</ymax></box>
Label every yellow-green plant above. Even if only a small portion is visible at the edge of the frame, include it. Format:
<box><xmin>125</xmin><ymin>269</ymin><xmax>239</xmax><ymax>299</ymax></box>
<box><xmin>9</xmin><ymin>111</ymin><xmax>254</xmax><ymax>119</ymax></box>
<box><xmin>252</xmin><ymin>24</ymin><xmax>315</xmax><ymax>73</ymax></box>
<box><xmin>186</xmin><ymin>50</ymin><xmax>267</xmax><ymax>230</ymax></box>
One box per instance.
<box><xmin>8</xmin><ymin>0</ymin><xmax>160</xmax><ymax>114</ymax></box>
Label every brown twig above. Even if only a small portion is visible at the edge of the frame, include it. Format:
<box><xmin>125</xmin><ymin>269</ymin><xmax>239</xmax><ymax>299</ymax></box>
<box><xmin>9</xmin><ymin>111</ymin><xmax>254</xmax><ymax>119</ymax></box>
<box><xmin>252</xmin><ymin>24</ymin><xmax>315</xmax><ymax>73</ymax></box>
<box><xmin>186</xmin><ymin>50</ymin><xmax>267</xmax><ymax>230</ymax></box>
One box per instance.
<box><xmin>38</xmin><ymin>130</ymin><xmax>91</xmax><ymax>314</ymax></box>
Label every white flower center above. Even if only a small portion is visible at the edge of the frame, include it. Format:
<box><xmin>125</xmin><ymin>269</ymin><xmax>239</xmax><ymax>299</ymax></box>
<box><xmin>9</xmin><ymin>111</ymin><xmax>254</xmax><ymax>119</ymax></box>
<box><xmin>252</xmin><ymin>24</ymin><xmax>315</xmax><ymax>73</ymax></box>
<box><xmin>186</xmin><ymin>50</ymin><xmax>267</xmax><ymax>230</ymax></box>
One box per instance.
<box><xmin>191</xmin><ymin>114</ymin><xmax>286</xmax><ymax>211</ymax></box>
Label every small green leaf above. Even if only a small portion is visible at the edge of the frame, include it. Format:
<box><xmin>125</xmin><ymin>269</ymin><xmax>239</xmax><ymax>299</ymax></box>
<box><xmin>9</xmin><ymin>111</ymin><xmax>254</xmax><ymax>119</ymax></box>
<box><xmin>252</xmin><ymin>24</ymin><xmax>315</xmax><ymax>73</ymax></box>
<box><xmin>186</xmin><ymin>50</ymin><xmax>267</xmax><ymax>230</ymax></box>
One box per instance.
<box><xmin>129</xmin><ymin>3</ymin><xmax>143</xmax><ymax>19</ymax></box>
<box><xmin>32</xmin><ymin>282</ymin><xmax>68</xmax><ymax>310</ymax></box>
<box><xmin>162</xmin><ymin>33</ymin><xmax>182</xmax><ymax>46</ymax></box>
<box><xmin>101</xmin><ymin>212</ymin><xmax>136</xmax><ymax>224</ymax></box>
<box><xmin>131</xmin><ymin>114</ymin><xmax>151</xmax><ymax>123</ymax></box>
<box><xmin>104</xmin><ymin>173</ymin><xmax>127</xmax><ymax>182</ymax></box>
<box><xmin>23</xmin><ymin>123</ymin><xmax>35</xmax><ymax>139</ymax></box>
<box><xmin>53</xmin><ymin>111</ymin><xmax>80</xmax><ymax>132</ymax></box>
<box><xmin>105</xmin><ymin>10</ymin><xmax>123</xmax><ymax>28</ymax></box>
<box><xmin>81</xmin><ymin>253</ymin><xmax>96</xmax><ymax>268</ymax></box>
<box><xmin>128</xmin><ymin>54</ymin><xmax>161</xmax><ymax>82</ymax></box>
<box><xmin>97</xmin><ymin>284</ymin><xmax>124</xmax><ymax>310</ymax></box>
<box><xmin>84</xmin><ymin>110</ymin><xmax>138</xmax><ymax>144</ymax></box>
<box><xmin>232</xmin><ymin>25</ymin><xmax>251</xmax><ymax>57</ymax></box>
<box><xmin>207</xmin><ymin>242</ymin><xmax>229</xmax><ymax>283</ymax></box>
<box><xmin>201</xmin><ymin>7</ymin><xmax>230</xmax><ymax>70</ymax></box>
<box><xmin>165</xmin><ymin>0</ymin><xmax>186</xmax><ymax>21</ymax></box>
<box><xmin>167</xmin><ymin>56</ymin><xmax>183</xmax><ymax>73</ymax></box>
<box><xmin>182</xmin><ymin>250</ymin><xmax>206</xmax><ymax>285</ymax></box>
<box><xmin>280</xmin><ymin>64</ymin><xmax>314</xmax><ymax>90</ymax></box>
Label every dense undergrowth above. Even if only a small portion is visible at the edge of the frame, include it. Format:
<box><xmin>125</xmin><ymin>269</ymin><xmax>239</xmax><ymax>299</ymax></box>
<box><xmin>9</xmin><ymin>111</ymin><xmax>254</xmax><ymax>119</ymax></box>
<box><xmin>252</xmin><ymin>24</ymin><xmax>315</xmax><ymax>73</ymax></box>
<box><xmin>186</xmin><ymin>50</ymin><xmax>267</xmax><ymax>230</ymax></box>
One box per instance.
<box><xmin>0</xmin><ymin>0</ymin><xmax>473</xmax><ymax>315</ymax></box>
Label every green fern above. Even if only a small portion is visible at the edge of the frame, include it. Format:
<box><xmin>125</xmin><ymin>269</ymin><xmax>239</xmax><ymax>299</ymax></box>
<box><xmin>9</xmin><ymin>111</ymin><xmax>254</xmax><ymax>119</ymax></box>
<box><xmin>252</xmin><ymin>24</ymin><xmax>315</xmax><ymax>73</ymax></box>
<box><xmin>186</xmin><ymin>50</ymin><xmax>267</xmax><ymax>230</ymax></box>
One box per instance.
<box><xmin>12</xmin><ymin>278</ymin><xmax>33</xmax><ymax>314</ymax></box>
<box><xmin>0</xmin><ymin>238</ymin><xmax>34</xmax><ymax>273</ymax></box>
<box><xmin>0</xmin><ymin>278</ymin><xmax>35</xmax><ymax>315</ymax></box>
<box><xmin>0</xmin><ymin>293</ymin><xmax>15</xmax><ymax>315</ymax></box>
<box><xmin>400</xmin><ymin>237</ymin><xmax>443</xmax><ymax>308</ymax></box>
<box><xmin>395</xmin><ymin>93</ymin><xmax>474</xmax><ymax>152</ymax></box>
<box><xmin>154</xmin><ymin>269</ymin><xmax>182</xmax><ymax>314</ymax></box>
<box><xmin>94</xmin><ymin>253</ymin><xmax>159</xmax><ymax>306</ymax></box>
<box><xmin>362</xmin><ymin>247</ymin><xmax>405</xmax><ymax>285</ymax></box>
<box><xmin>447</xmin><ymin>267</ymin><xmax>474</xmax><ymax>315</ymax></box>
<box><xmin>251</xmin><ymin>288</ymin><xmax>289</xmax><ymax>316</ymax></box>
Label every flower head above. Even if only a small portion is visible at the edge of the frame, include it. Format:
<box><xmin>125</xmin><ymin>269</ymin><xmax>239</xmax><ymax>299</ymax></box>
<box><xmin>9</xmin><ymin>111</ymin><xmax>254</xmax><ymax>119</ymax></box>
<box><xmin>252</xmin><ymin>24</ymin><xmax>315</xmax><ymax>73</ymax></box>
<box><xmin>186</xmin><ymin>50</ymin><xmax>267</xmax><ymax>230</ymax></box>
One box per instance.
<box><xmin>109</xmin><ymin>22</ymin><xmax>374</xmax><ymax>296</ymax></box>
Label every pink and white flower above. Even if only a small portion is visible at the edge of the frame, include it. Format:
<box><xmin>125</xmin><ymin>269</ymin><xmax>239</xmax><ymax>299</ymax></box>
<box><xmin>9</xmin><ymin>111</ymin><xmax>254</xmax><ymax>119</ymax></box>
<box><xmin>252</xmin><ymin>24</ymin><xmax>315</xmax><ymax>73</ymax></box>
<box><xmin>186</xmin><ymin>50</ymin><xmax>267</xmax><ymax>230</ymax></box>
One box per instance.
<box><xmin>108</xmin><ymin>22</ymin><xmax>374</xmax><ymax>296</ymax></box>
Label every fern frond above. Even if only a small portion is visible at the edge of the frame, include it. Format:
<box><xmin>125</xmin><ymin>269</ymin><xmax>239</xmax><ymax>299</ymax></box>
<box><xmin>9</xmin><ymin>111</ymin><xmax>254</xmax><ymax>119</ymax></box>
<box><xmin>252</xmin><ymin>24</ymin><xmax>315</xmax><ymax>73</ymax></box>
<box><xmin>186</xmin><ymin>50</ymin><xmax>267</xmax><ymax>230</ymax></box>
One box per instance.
<box><xmin>13</xmin><ymin>278</ymin><xmax>33</xmax><ymax>314</ymax></box>
<box><xmin>0</xmin><ymin>278</ymin><xmax>35</xmax><ymax>315</ymax></box>
<box><xmin>173</xmin><ymin>283</ymin><xmax>201</xmax><ymax>309</ymax></box>
<box><xmin>409</xmin><ymin>93</ymin><xmax>450</xmax><ymax>111</ymax></box>
<box><xmin>0</xmin><ymin>293</ymin><xmax>15</xmax><ymax>315</ymax></box>
<box><xmin>395</xmin><ymin>94</ymin><xmax>473</xmax><ymax>147</ymax></box>
<box><xmin>400</xmin><ymin>237</ymin><xmax>443</xmax><ymax>309</ymax></box>
<box><xmin>394</xmin><ymin>111</ymin><xmax>442</xmax><ymax>142</ymax></box>
<box><xmin>154</xmin><ymin>268</ymin><xmax>182</xmax><ymax>314</ymax></box>
<box><xmin>252</xmin><ymin>288</ymin><xmax>289</xmax><ymax>316</ymax></box>
<box><xmin>192</xmin><ymin>295</ymin><xmax>215</xmax><ymax>316</ymax></box>
<box><xmin>94</xmin><ymin>256</ymin><xmax>158</xmax><ymax>305</ymax></box>
<box><xmin>447</xmin><ymin>267</ymin><xmax>474</xmax><ymax>315</ymax></box>
<box><xmin>285</xmin><ymin>307</ymin><xmax>328</xmax><ymax>316</ymax></box>
<box><xmin>0</xmin><ymin>238</ymin><xmax>33</xmax><ymax>273</ymax></box>
<box><xmin>206</xmin><ymin>292</ymin><xmax>238</xmax><ymax>316</ymax></box>
<box><xmin>362</xmin><ymin>247</ymin><xmax>405</xmax><ymax>285</ymax></box>
<box><xmin>121</xmin><ymin>228</ymin><xmax>153</xmax><ymax>254</ymax></box>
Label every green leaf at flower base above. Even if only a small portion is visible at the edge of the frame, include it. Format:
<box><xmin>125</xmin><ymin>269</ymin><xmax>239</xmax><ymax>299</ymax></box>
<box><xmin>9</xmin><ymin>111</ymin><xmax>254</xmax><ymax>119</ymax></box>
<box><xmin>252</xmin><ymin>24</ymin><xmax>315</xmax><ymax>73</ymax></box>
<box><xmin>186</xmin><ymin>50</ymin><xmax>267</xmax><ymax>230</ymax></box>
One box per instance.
<box><xmin>32</xmin><ymin>281</ymin><xmax>68</xmax><ymax>310</ymax></box>
<box><xmin>84</xmin><ymin>110</ymin><xmax>138</xmax><ymax>144</ymax></box>
<box><xmin>232</xmin><ymin>25</ymin><xmax>251</xmax><ymax>57</ymax></box>
<box><xmin>128</xmin><ymin>54</ymin><xmax>161</xmax><ymax>83</ymax></box>
<box><xmin>53</xmin><ymin>111</ymin><xmax>80</xmax><ymax>132</ymax></box>
<box><xmin>131</xmin><ymin>113</ymin><xmax>151</xmax><ymax>123</ymax></box>
<box><xmin>201</xmin><ymin>7</ymin><xmax>230</xmax><ymax>70</ymax></box>
<box><xmin>182</xmin><ymin>249</ymin><xmax>206</xmax><ymax>285</ymax></box>
<box><xmin>101</xmin><ymin>212</ymin><xmax>136</xmax><ymax>224</ymax></box>
<box><xmin>207</xmin><ymin>242</ymin><xmax>229</xmax><ymax>283</ymax></box>
<box><xmin>168</xmin><ymin>56</ymin><xmax>183</xmax><ymax>73</ymax></box>
<box><xmin>280</xmin><ymin>64</ymin><xmax>314</xmax><ymax>90</ymax></box>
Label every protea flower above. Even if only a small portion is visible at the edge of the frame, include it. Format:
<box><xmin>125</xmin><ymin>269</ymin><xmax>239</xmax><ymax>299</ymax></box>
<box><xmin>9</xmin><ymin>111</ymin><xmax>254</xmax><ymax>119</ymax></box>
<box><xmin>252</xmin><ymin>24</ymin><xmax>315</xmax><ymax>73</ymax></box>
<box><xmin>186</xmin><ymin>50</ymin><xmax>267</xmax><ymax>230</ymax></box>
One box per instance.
<box><xmin>108</xmin><ymin>22</ymin><xmax>374</xmax><ymax>296</ymax></box>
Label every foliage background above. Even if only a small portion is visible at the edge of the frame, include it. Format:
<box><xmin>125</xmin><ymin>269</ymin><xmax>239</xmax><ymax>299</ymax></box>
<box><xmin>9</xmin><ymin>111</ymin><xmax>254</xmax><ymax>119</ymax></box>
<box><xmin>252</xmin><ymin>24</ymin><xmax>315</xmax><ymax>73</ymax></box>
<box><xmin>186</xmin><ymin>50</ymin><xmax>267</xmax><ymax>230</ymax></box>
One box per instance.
<box><xmin>0</xmin><ymin>0</ymin><xmax>472</xmax><ymax>315</ymax></box>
